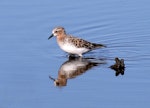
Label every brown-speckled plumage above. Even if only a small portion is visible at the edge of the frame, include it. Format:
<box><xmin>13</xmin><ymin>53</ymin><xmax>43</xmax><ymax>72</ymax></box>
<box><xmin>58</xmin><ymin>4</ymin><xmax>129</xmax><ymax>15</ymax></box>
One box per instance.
<box><xmin>65</xmin><ymin>35</ymin><xmax>104</xmax><ymax>50</ymax></box>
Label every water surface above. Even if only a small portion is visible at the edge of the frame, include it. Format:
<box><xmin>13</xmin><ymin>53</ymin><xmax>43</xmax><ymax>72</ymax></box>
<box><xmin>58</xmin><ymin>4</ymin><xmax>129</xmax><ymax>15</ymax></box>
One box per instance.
<box><xmin>0</xmin><ymin>0</ymin><xmax>150</xmax><ymax>108</ymax></box>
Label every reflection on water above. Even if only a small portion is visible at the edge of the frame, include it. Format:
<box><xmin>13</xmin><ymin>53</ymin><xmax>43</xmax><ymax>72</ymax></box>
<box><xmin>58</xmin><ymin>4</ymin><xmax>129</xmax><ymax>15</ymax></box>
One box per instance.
<box><xmin>49</xmin><ymin>56</ymin><xmax>125</xmax><ymax>87</ymax></box>
<box><xmin>49</xmin><ymin>57</ymin><xmax>106</xmax><ymax>87</ymax></box>
<box><xmin>110</xmin><ymin>57</ymin><xmax>125</xmax><ymax>76</ymax></box>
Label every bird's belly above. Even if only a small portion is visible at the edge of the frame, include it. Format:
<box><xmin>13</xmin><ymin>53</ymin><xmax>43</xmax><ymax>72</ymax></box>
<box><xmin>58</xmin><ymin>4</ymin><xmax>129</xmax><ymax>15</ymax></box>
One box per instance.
<box><xmin>59</xmin><ymin>43</ymin><xmax>89</xmax><ymax>54</ymax></box>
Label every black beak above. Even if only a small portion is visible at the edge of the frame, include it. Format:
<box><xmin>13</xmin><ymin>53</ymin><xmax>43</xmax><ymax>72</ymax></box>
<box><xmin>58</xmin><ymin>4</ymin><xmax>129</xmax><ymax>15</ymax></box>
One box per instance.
<box><xmin>49</xmin><ymin>76</ymin><xmax>55</xmax><ymax>81</ymax></box>
<box><xmin>48</xmin><ymin>34</ymin><xmax>54</xmax><ymax>40</ymax></box>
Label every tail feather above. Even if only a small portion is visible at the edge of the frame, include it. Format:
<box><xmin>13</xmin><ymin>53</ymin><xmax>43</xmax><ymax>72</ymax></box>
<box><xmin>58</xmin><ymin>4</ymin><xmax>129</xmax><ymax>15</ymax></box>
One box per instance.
<box><xmin>92</xmin><ymin>43</ymin><xmax>106</xmax><ymax>49</ymax></box>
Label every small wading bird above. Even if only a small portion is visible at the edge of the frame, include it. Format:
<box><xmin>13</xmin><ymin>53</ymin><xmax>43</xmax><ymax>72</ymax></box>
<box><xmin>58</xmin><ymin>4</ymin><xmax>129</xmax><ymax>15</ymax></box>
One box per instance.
<box><xmin>48</xmin><ymin>26</ymin><xmax>106</xmax><ymax>57</ymax></box>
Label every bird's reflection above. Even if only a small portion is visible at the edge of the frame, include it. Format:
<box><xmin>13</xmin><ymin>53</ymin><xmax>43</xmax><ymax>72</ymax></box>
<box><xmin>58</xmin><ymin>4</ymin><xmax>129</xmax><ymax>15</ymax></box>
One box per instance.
<box><xmin>49</xmin><ymin>56</ymin><xmax>106</xmax><ymax>87</ymax></box>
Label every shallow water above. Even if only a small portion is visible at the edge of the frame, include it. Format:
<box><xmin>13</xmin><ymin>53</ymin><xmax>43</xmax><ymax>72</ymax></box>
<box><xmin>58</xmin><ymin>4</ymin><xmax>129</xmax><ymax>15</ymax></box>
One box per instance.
<box><xmin>0</xmin><ymin>0</ymin><xmax>150</xmax><ymax>108</ymax></box>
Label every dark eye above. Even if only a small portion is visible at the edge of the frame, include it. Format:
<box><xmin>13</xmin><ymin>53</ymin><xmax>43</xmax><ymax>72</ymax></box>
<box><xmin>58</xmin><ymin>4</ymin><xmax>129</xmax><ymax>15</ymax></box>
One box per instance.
<box><xmin>55</xmin><ymin>31</ymin><xmax>58</xmax><ymax>33</ymax></box>
<box><xmin>56</xmin><ymin>82</ymin><xmax>60</xmax><ymax>86</ymax></box>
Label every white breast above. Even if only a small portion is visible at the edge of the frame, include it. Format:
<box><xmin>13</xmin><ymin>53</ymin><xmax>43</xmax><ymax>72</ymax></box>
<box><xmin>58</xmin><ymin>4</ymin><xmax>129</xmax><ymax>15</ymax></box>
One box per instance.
<box><xmin>58</xmin><ymin>42</ymin><xmax>89</xmax><ymax>55</ymax></box>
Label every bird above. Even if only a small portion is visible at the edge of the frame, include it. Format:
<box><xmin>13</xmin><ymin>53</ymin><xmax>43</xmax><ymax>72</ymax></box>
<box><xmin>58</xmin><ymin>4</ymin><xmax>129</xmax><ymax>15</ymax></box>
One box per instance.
<box><xmin>48</xmin><ymin>26</ymin><xmax>106</xmax><ymax>57</ymax></box>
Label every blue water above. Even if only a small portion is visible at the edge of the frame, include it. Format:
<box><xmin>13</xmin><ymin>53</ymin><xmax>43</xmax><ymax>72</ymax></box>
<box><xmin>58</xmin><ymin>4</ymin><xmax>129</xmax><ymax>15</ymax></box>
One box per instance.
<box><xmin>0</xmin><ymin>0</ymin><xmax>150</xmax><ymax>108</ymax></box>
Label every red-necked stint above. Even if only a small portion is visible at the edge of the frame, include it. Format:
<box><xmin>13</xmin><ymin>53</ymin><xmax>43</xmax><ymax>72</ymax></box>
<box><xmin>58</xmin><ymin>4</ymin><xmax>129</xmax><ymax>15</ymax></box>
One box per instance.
<box><xmin>48</xmin><ymin>26</ymin><xmax>106</xmax><ymax>57</ymax></box>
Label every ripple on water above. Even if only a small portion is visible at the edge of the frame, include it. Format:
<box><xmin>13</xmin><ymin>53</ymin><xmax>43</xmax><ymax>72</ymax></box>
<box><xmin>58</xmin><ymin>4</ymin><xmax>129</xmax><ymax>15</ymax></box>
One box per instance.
<box><xmin>1</xmin><ymin>0</ymin><xmax>150</xmax><ymax>108</ymax></box>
